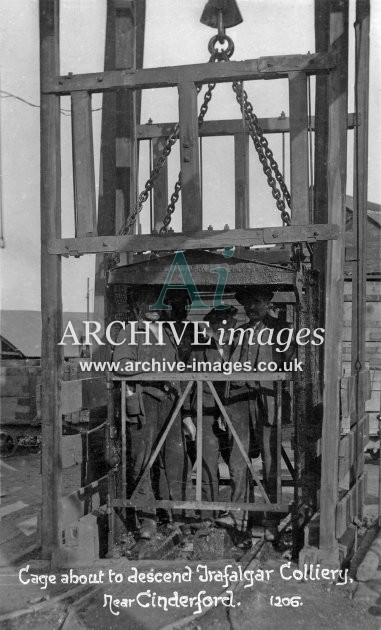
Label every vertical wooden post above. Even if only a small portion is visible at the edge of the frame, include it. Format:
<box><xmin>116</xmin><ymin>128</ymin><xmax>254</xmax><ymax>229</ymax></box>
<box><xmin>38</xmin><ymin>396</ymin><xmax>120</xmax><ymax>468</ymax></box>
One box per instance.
<box><xmin>351</xmin><ymin>0</ymin><xmax>369</xmax><ymax>379</ymax></box>
<box><xmin>71</xmin><ymin>91</ymin><xmax>97</xmax><ymax>236</ymax></box>
<box><xmin>178</xmin><ymin>82</ymin><xmax>202</xmax><ymax>232</ymax></box>
<box><xmin>94</xmin><ymin>0</ymin><xmax>146</xmax><ymax>322</ymax></box>
<box><xmin>288</xmin><ymin>72</ymin><xmax>309</xmax><ymax>225</ymax></box>
<box><xmin>152</xmin><ymin>136</ymin><xmax>169</xmax><ymax>230</ymax></box>
<box><xmin>352</xmin><ymin>0</ymin><xmax>370</xmax><ymax>529</ymax></box>
<box><xmin>276</xmin><ymin>382</ymin><xmax>282</xmax><ymax>504</ymax></box>
<box><xmin>316</xmin><ymin>0</ymin><xmax>348</xmax><ymax>563</ymax></box>
<box><xmin>234</xmin><ymin>132</ymin><xmax>250</xmax><ymax>228</ymax></box>
<box><xmin>40</xmin><ymin>0</ymin><xmax>63</xmax><ymax>562</ymax></box>
<box><xmin>196</xmin><ymin>381</ymin><xmax>203</xmax><ymax>502</ymax></box>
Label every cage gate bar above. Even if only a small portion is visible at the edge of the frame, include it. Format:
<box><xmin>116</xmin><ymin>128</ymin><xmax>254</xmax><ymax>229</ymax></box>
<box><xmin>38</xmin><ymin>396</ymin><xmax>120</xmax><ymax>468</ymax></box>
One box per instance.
<box><xmin>110</xmin><ymin>373</ymin><xmax>293</xmax><ymax>541</ymax></box>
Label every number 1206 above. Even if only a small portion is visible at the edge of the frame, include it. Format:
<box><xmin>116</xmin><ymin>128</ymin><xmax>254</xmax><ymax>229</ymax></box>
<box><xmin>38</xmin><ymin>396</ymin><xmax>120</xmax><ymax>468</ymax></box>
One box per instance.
<box><xmin>270</xmin><ymin>596</ymin><xmax>302</xmax><ymax>607</ymax></box>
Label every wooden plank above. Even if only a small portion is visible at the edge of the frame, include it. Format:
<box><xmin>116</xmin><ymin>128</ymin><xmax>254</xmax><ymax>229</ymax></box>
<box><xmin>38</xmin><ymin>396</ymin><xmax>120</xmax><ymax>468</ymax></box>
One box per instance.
<box><xmin>288</xmin><ymin>72</ymin><xmax>309</xmax><ymax>224</ymax></box>
<box><xmin>40</xmin><ymin>0</ymin><xmax>63</xmax><ymax>562</ymax></box>
<box><xmin>351</xmin><ymin>0</ymin><xmax>370</xmax><ymax>375</ymax></box>
<box><xmin>71</xmin><ymin>91</ymin><xmax>97</xmax><ymax>236</ymax></box>
<box><xmin>234</xmin><ymin>133</ymin><xmax>250</xmax><ymax>228</ymax></box>
<box><xmin>137</xmin><ymin>113</ymin><xmax>357</xmax><ymax>139</ymax></box>
<box><xmin>317</xmin><ymin>0</ymin><xmax>349</xmax><ymax>557</ymax></box>
<box><xmin>336</xmin><ymin>473</ymin><xmax>365</xmax><ymax>539</ymax></box>
<box><xmin>178</xmin><ymin>82</ymin><xmax>201</xmax><ymax>232</ymax></box>
<box><xmin>108</xmin><ymin>256</ymin><xmax>296</xmax><ymax>287</ymax></box>
<box><xmin>152</xmin><ymin>136</ymin><xmax>168</xmax><ymax>230</ymax></box>
<box><xmin>113</xmin><ymin>499</ymin><xmax>290</xmax><ymax>513</ymax></box>
<box><xmin>48</xmin><ymin>223</ymin><xmax>340</xmax><ymax>255</ymax></box>
<box><xmin>338</xmin><ymin>414</ymin><xmax>368</xmax><ymax>483</ymax></box>
<box><xmin>112</xmin><ymin>372</ymin><xmax>292</xmax><ymax>383</ymax></box>
<box><xmin>44</xmin><ymin>51</ymin><xmax>336</xmax><ymax>94</ymax></box>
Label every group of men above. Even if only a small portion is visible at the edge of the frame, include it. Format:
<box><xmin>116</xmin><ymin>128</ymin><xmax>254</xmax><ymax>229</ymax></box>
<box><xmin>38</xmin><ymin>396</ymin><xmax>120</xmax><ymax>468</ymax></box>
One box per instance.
<box><xmin>113</xmin><ymin>285</ymin><xmax>293</xmax><ymax>543</ymax></box>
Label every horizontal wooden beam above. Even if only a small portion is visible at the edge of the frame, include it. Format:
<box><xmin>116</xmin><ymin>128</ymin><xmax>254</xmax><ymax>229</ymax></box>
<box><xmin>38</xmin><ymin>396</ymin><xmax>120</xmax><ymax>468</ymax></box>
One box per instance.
<box><xmin>111</xmin><ymin>372</ymin><xmax>292</xmax><ymax>382</ymax></box>
<box><xmin>112</xmin><ymin>499</ymin><xmax>290</xmax><ymax>512</ymax></box>
<box><xmin>43</xmin><ymin>52</ymin><xmax>336</xmax><ymax>95</ymax></box>
<box><xmin>48</xmin><ymin>223</ymin><xmax>339</xmax><ymax>255</ymax></box>
<box><xmin>138</xmin><ymin>114</ymin><xmax>356</xmax><ymax>139</ymax></box>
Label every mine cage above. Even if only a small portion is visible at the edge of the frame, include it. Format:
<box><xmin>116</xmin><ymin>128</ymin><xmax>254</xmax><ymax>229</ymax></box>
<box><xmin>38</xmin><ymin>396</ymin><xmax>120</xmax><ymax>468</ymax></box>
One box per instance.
<box><xmin>104</xmin><ymin>250</ymin><xmax>310</xmax><ymax>556</ymax></box>
<box><xmin>39</xmin><ymin>0</ymin><xmax>370</xmax><ymax>568</ymax></box>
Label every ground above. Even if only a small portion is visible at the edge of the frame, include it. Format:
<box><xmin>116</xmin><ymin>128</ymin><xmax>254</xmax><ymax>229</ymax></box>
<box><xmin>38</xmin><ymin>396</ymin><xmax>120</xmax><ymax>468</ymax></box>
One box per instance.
<box><xmin>0</xmin><ymin>450</ymin><xmax>380</xmax><ymax>629</ymax></box>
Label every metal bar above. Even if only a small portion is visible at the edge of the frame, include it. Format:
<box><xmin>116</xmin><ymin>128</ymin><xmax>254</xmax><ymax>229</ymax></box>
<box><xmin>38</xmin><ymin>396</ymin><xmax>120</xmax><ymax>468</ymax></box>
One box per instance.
<box><xmin>207</xmin><ymin>381</ymin><xmax>271</xmax><ymax>504</ymax></box>
<box><xmin>112</xmin><ymin>374</ymin><xmax>293</xmax><ymax>384</ymax></box>
<box><xmin>137</xmin><ymin>114</ymin><xmax>357</xmax><ymax>139</ymax></box>
<box><xmin>178</xmin><ymin>82</ymin><xmax>202</xmax><ymax>232</ymax></box>
<box><xmin>276</xmin><ymin>382</ymin><xmax>282</xmax><ymax>503</ymax></box>
<box><xmin>288</xmin><ymin>72</ymin><xmax>309</xmax><ymax>225</ymax></box>
<box><xmin>85</xmin><ymin>421</ymin><xmax>107</xmax><ymax>435</ymax></box>
<box><xmin>129</xmin><ymin>383</ymin><xmax>193</xmax><ymax>501</ymax></box>
<box><xmin>196</xmin><ymin>381</ymin><xmax>203</xmax><ymax>502</ymax></box>
<box><xmin>71</xmin><ymin>91</ymin><xmax>97</xmax><ymax>236</ymax></box>
<box><xmin>106</xmin><ymin>373</ymin><xmax>114</xmax><ymax>554</ymax></box>
<box><xmin>48</xmin><ymin>223</ymin><xmax>340</xmax><ymax>255</ymax></box>
<box><xmin>112</xmin><ymin>499</ymin><xmax>290</xmax><ymax>512</ymax></box>
<box><xmin>43</xmin><ymin>51</ymin><xmax>336</xmax><ymax>94</ymax></box>
<box><xmin>40</xmin><ymin>0</ymin><xmax>63</xmax><ymax>562</ymax></box>
<box><xmin>121</xmin><ymin>380</ymin><xmax>127</xmax><ymax>501</ymax></box>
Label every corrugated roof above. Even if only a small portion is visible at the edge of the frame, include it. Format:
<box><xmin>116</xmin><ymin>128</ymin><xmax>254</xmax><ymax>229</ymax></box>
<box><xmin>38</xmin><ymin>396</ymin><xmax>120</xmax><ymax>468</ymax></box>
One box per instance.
<box><xmin>0</xmin><ymin>311</ymin><xmax>93</xmax><ymax>358</ymax></box>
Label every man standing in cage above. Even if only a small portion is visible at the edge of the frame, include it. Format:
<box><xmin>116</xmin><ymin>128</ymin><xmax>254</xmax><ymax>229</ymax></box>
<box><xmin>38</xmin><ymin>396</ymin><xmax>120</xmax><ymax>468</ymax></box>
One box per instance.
<box><xmin>215</xmin><ymin>286</ymin><xmax>294</xmax><ymax>541</ymax></box>
<box><xmin>182</xmin><ymin>305</ymin><xmax>239</xmax><ymax>525</ymax></box>
<box><xmin>112</xmin><ymin>287</ymin><xmax>191</xmax><ymax>541</ymax></box>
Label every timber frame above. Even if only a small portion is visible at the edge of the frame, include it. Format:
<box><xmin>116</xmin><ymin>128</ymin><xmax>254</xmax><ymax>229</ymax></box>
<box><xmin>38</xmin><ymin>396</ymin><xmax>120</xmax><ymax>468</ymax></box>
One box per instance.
<box><xmin>40</xmin><ymin>0</ymin><xmax>370</xmax><ymax>567</ymax></box>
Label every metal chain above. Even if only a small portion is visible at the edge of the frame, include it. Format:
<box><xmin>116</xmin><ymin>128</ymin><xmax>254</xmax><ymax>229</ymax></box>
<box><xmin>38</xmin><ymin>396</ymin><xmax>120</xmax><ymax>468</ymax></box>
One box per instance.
<box><xmin>159</xmin><ymin>78</ymin><xmax>217</xmax><ymax>234</ymax></box>
<box><xmin>119</xmin><ymin>34</ymin><xmax>291</xmax><ymax>235</ymax></box>
<box><xmin>231</xmin><ymin>79</ymin><xmax>292</xmax><ymax>226</ymax></box>
<box><xmin>119</xmin><ymin>55</ymin><xmax>218</xmax><ymax>236</ymax></box>
<box><xmin>119</xmin><ymin>124</ymin><xmax>179</xmax><ymax>236</ymax></box>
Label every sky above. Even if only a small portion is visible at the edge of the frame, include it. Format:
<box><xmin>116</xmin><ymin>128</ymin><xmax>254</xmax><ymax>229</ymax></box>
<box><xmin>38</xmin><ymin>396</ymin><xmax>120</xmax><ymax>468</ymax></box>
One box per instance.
<box><xmin>0</xmin><ymin>0</ymin><xmax>380</xmax><ymax>313</ymax></box>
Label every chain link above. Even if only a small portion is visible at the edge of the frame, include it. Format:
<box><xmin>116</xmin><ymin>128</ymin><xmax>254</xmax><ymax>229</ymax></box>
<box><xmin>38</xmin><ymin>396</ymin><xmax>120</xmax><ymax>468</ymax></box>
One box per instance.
<box><xmin>119</xmin><ymin>124</ymin><xmax>179</xmax><ymax>236</ymax></box>
<box><xmin>231</xmin><ymin>80</ymin><xmax>291</xmax><ymax>226</ymax></box>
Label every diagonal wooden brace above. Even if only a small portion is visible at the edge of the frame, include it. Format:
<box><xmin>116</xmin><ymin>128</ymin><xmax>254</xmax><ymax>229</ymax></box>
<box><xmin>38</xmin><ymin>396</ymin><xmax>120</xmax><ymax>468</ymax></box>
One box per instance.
<box><xmin>207</xmin><ymin>381</ymin><xmax>271</xmax><ymax>504</ymax></box>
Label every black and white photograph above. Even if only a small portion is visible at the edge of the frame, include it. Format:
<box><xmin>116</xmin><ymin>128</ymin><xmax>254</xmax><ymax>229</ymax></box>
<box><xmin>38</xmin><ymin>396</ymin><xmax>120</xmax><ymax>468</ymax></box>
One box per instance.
<box><xmin>0</xmin><ymin>1</ymin><xmax>380</xmax><ymax>628</ymax></box>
